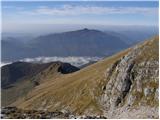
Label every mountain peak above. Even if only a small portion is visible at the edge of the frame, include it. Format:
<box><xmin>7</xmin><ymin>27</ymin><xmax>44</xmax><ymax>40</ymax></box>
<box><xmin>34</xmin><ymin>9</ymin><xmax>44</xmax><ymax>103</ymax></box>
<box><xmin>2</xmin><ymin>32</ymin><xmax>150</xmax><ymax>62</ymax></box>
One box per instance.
<box><xmin>83</xmin><ymin>28</ymin><xmax>89</xmax><ymax>31</ymax></box>
<box><xmin>79</xmin><ymin>28</ymin><xmax>100</xmax><ymax>32</ymax></box>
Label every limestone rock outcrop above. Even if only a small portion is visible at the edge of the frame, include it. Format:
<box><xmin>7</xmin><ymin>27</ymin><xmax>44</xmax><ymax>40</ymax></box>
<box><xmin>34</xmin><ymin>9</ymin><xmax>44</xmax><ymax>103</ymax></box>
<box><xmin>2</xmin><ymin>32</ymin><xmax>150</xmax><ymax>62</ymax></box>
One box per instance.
<box><xmin>99</xmin><ymin>36</ymin><xmax>159</xmax><ymax>118</ymax></box>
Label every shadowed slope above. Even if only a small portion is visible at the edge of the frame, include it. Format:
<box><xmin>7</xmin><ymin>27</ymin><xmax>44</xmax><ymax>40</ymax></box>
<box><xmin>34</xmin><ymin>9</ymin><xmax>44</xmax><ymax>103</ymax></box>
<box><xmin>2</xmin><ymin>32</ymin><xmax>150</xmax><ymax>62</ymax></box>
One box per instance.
<box><xmin>2</xmin><ymin>62</ymin><xmax>79</xmax><ymax>106</ymax></box>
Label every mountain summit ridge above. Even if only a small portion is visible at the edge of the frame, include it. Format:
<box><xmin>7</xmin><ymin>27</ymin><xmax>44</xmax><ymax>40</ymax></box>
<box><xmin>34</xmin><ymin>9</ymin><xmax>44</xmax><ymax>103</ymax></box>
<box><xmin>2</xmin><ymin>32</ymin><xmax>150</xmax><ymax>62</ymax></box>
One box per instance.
<box><xmin>2</xmin><ymin>28</ymin><xmax>128</xmax><ymax>61</ymax></box>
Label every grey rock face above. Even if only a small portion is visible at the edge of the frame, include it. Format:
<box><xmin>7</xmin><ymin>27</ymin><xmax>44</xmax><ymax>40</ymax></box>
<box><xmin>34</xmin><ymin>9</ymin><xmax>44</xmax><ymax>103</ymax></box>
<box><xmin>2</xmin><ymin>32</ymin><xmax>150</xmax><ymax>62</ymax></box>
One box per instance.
<box><xmin>99</xmin><ymin>38</ymin><xmax>159</xmax><ymax>118</ymax></box>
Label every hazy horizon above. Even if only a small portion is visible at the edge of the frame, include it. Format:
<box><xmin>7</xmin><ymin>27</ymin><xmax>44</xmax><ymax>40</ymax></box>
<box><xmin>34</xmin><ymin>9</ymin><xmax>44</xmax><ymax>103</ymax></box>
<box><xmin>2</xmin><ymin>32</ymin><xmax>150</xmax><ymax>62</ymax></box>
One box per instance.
<box><xmin>2</xmin><ymin>1</ymin><xmax>158</xmax><ymax>35</ymax></box>
<box><xmin>2</xmin><ymin>24</ymin><xmax>159</xmax><ymax>36</ymax></box>
<box><xmin>1</xmin><ymin>1</ymin><xmax>159</xmax><ymax>62</ymax></box>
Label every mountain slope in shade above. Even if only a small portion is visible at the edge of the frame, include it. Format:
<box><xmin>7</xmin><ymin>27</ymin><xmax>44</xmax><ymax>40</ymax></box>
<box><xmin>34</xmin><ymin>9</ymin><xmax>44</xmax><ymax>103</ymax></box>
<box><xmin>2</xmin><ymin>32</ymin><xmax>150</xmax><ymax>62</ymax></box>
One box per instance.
<box><xmin>11</xmin><ymin>36</ymin><xmax>158</xmax><ymax>118</ymax></box>
<box><xmin>2</xmin><ymin>29</ymin><xmax>128</xmax><ymax>61</ymax></box>
<box><xmin>2</xmin><ymin>62</ymin><xmax>52</xmax><ymax>88</ymax></box>
<box><xmin>1</xmin><ymin>61</ymin><xmax>79</xmax><ymax>106</ymax></box>
<box><xmin>29</xmin><ymin>28</ymin><xmax>128</xmax><ymax>57</ymax></box>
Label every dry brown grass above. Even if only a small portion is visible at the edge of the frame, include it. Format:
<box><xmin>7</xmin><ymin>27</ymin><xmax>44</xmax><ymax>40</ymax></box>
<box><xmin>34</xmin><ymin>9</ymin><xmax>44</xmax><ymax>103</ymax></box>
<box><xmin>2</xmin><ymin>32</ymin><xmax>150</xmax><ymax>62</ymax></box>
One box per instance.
<box><xmin>14</xmin><ymin>48</ymin><xmax>130</xmax><ymax>114</ymax></box>
<box><xmin>14</xmin><ymin>36</ymin><xmax>158</xmax><ymax>115</ymax></box>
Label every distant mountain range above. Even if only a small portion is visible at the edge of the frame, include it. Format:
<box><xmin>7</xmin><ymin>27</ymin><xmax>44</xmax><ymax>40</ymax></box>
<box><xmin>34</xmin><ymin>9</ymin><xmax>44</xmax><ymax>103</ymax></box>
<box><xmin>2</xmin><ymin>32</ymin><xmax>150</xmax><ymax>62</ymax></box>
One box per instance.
<box><xmin>2</xmin><ymin>28</ymin><xmax>129</xmax><ymax>61</ymax></box>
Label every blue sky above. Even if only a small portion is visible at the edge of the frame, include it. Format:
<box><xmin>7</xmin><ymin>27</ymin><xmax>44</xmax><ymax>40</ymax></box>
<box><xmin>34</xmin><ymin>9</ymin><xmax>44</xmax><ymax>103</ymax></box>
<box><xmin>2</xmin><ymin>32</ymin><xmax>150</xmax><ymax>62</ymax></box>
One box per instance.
<box><xmin>2</xmin><ymin>1</ymin><xmax>159</xmax><ymax>33</ymax></box>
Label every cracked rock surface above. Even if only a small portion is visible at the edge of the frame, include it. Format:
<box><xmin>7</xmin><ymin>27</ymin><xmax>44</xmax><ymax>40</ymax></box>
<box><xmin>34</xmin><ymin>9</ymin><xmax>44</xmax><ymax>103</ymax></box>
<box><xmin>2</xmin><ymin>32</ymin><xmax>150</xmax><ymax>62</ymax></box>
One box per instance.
<box><xmin>99</xmin><ymin>36</ymin><xmax>159</xmax><ymax>118</ymax></box>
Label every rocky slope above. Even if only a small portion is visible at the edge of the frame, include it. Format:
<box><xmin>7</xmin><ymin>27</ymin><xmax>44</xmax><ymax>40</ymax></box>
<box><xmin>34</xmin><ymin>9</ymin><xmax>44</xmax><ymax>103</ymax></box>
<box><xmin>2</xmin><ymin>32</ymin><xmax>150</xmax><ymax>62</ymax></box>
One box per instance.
<box><xmin>3</xmin><ymin>36</ymin><xmax>158</xmax><ymax>119</ymax></box>
<box><xmin>1</xmin><ymin>107</ymin><xmax>107</xmax><ymax>119</ymax></box>
<box><xmin>99</xmin><ymin>36</ymin><xmax>159</xmax><ymax>118</ymax></box>
<box><xmin>1</xmin><ymin>61</ymin><xmax>79</xmax><ymax>106</ymax></box>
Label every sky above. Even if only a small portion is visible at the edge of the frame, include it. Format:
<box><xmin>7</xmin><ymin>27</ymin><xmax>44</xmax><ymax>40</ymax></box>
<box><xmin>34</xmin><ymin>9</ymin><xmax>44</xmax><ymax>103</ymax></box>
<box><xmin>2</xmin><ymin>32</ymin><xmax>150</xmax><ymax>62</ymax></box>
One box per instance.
<box><xmin>2</xmin><ymin>1</ymin><xmax>159</xmax><ymax>34</ymax></box>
